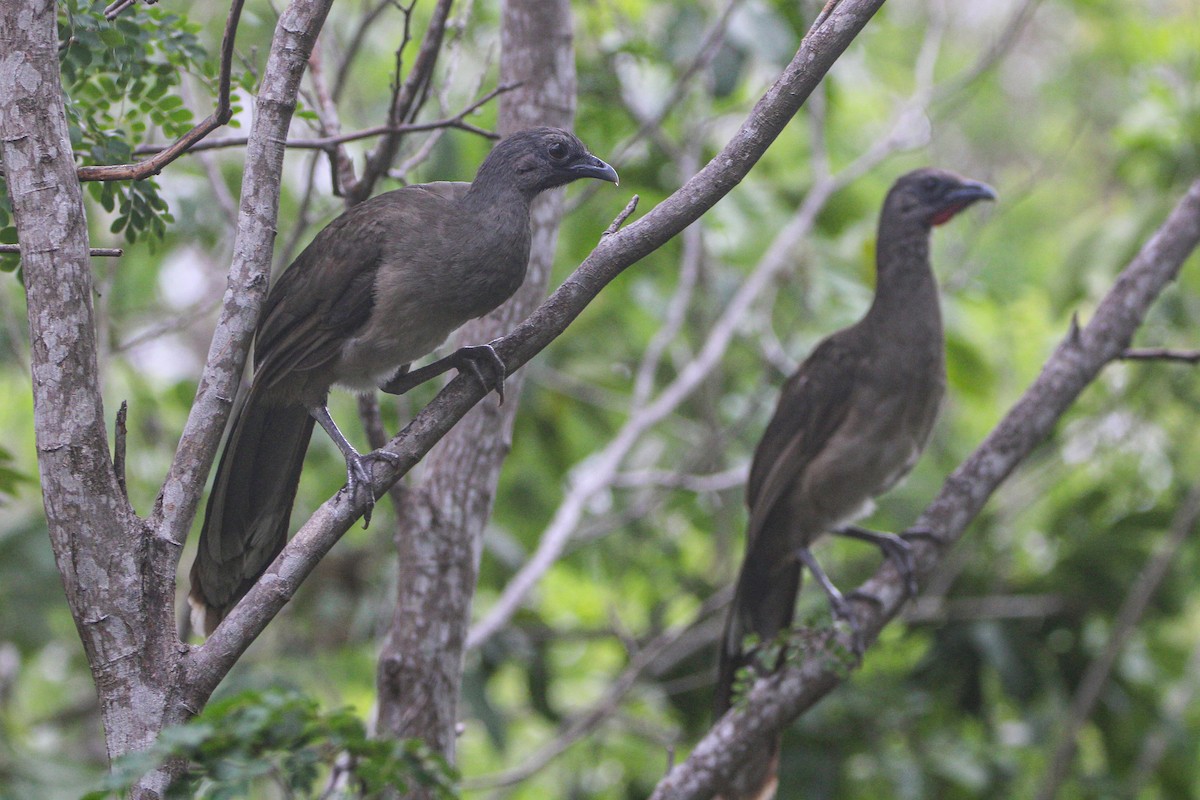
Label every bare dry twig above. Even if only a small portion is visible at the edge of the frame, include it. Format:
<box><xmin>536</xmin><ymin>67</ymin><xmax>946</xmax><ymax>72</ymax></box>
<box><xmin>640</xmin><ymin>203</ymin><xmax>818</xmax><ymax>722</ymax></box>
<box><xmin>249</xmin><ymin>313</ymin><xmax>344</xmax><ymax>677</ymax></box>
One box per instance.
<box><xmin>1121</xmin><ymin>346</ymin><xmax>1200</xmax><ymax>364</ymax></box>
<box><xmin>131</xmin><ymin>83</ymin><xmax>515</xmax><ymax>157</ymax></box>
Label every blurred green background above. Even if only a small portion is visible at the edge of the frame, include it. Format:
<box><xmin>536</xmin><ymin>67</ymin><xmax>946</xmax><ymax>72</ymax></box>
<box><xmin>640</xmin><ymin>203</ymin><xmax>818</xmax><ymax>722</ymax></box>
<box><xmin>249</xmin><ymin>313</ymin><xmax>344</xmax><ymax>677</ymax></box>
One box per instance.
<box><xmin>2</xmin><ymin>0</ymin><xmax>1200</xmax><ymax>797</ymax></box>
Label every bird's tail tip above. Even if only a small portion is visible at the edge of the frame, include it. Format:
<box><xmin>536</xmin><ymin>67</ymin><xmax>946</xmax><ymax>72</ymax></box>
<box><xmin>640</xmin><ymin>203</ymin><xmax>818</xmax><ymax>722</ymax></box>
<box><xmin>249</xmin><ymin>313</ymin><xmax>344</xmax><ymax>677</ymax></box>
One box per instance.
<box><xmin>186</xmin><ymin>592</ymin><xmax>221</xmax><ymax>638</ymax></box>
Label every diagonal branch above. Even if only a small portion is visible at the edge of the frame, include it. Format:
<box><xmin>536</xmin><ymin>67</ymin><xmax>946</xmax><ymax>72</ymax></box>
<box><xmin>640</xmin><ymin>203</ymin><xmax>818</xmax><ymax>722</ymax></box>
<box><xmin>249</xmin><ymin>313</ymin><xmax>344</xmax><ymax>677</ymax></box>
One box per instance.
<box><xmin>152</xmin><ymin>0</ymin><xmax>336</xmax><ymax>551</ymax></box>
<box><xmin>650</xmin><ymin>177</ymin><xmax>1200</xmax><ymax>800</ymax></box>
<box><xmin>180</xmin><ymin>0</ymin><xmax>890</xmax><ymax>709</ymax></box>
<box><xmin>77</xmin><ymin>0</ymin><xmax>243</xmax><ymax>182</ymax></box>
<box><xmin>464</xmin><ymin>29</ymin><xmax>946</xmax><ymax>651</ymax></box>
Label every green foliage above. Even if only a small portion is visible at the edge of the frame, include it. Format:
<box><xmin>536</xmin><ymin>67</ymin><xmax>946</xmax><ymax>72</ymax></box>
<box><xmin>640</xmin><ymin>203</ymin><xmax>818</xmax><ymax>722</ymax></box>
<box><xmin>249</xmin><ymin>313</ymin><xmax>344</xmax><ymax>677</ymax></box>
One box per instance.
<box><xmin>83</xmin><ymin>689</ymin><xmax>458</xmax><ymax>799</ymax></box>
<box><xmin>4</xmin><ymin>1</ymin><xmax>1200</xmax><ymax>799</ymax></box>
<box><xmin>0</xmin><ymin>0</ymin><xmax>208</xmax><ymax>270</ymax></box>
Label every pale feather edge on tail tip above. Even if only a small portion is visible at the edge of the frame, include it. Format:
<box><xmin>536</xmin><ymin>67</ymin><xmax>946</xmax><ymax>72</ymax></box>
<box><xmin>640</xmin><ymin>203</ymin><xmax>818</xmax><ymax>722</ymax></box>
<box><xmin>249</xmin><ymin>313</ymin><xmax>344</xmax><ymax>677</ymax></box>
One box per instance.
<box><xmin>187</xmin><ymin>593</ymin><xmax>215</xmax><ymax>638</ymax></box>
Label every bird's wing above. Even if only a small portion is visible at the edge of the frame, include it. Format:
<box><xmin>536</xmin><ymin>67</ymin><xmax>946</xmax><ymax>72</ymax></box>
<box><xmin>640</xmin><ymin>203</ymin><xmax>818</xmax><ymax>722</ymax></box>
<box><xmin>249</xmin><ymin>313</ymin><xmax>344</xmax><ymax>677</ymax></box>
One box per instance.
<box><xmin>744</xmin><ymin>332</ymin><xmax>862</xmax><ymax>546</ymax></box>
<box><xmin>252</xmin><ymin>185</ymin><xmax>468</xmax><ymax>391</ymax></box>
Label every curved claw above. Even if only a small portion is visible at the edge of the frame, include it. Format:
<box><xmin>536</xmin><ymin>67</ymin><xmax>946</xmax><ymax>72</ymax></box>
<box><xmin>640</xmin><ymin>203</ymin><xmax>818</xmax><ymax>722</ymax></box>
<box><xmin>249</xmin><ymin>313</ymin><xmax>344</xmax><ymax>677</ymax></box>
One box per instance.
<box><xmin>457</xmin><ymin>343</ymin><xmax>507</xmax><ymax>404</ymax></box>
<box><xmin>834</xmin><ymin>525</ymin><xmax>921</xmax><ymax>600</ymax></box>
<box><xmin>343</xmin><ymin>449</ymin><xmax>403</xmax><ymax>529</ymax></box>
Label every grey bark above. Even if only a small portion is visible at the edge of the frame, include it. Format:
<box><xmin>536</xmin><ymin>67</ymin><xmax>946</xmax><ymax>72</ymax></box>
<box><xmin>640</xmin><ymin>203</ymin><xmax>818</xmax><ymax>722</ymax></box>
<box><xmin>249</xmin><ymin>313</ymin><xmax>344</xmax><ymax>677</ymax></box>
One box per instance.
<box><xmin>373</xmin><ymin>0</ymin><xmax>577</xmax><ymax>766</ymax></box>
<box><xmin>0</xmin><ymin>1</ymin><xmax>179</xmax><ymax>790</ymax></box>
<box><xmin>1</xmin><ymin>0</ymin><xmax>332</xmax><ymax>795</ymax></box>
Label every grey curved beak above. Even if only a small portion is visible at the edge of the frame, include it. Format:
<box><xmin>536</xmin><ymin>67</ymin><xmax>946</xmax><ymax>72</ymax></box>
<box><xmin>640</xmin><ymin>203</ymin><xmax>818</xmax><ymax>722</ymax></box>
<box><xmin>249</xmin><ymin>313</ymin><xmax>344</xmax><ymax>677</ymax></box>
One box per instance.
<box><xmin>946</xmin><ymin>179</ymin><xmax>998</xmax><ymax>205</ymax></box>
<box><xmin>571</xmin><ymin>154</ymin><xmax>620</xmax><ymax>186</ymax></box>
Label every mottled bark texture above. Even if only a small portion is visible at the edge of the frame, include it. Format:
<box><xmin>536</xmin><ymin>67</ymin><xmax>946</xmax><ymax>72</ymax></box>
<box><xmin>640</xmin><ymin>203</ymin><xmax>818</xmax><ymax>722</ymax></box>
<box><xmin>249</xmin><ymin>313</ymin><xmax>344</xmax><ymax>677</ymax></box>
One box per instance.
<box><xmin>1</xmin><ymin>0</ymin><xmax>332</xmax><ymax>796</ymax></box>
<box><xmin>373</xmin><ymin>0</ymin><xmax>578</xmax><ymax>767</ymax></box>
<box><xmin>0</xmin><ymin>2</ymin><xmax>179</xmax><ymax>788</ymax></box>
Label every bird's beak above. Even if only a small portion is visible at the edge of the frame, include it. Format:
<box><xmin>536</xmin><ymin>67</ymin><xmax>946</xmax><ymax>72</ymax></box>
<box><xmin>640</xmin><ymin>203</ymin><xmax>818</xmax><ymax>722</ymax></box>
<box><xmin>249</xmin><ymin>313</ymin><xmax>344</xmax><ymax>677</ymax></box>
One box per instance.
<box><xmin>930</xmin><ymin>179</ymin><xmax>997</xmax><ymax>225</ymax></box>
<box><xmin>945</xmin><ymin>179</ymin><xmax>998</xmax><ymax>206</ymax></box>
<box><xmin>570</xmin><ymin>154</ymin><xmax>620</xmax><ymax>186</ymax></box>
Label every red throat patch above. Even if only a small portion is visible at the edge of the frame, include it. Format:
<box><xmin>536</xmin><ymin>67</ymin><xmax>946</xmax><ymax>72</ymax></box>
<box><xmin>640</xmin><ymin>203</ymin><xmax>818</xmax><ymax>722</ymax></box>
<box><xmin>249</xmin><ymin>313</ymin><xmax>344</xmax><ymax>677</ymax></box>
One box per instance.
<box><xmin>930</xmin><ymin>203</ymin><xmax>966</xmax><ymax>226</ymax></box>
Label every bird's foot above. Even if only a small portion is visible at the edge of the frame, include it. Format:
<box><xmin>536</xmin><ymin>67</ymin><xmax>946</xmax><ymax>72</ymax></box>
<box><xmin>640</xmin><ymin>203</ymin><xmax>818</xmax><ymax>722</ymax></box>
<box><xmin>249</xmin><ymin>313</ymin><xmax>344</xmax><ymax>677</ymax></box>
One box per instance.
<box><xmin>454</xmin><ymin>342</ymin><xmax>506</xmax><ymax>404</ymax></box>
<box><xmin>343</xmin><ymin>448</ymin><xmax>402</xmax><ymax>528</ymax></box>
<box><xmin>795</xmin><ymin>547</ymin><xmax>864</xmax><ymax>655</ymax></box>
<box><xmin>834</xmin><ymin>525</ymin><xmax>920</xmax><ymax>600</ymax></box>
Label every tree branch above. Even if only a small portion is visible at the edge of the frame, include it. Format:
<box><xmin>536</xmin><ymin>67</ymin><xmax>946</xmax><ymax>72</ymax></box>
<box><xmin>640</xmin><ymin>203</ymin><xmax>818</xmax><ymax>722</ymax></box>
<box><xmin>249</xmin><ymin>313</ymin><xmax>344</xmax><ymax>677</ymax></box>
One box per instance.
<box><xmin>130</xmin><ymin>84</ymin><xmax>514</xmax><ymax>156</ymax></box>
<box><xmin>180</xmin><ymin>0</ymin><xmax>889</xmax><ymax>710</ymax></box>
<box><xmin>649</xmin><ymin>177</ymin><xmax>1200</xmax><ymax>800</ymax></box>
<box><xmin>345</xmin><ymin>0</ymin><xmax>455</xmax><ymax>205</ymax></box>
<box><xmin>77</xmin><ymin>0</ymin><xmax>243</xmax><ymax>182</ymax></box>
<box><xmin>1121</xmin><ymin>346</ymin><xmax>1200</xmax><ymax>364</ymax></box>
<box><xmin>152</xmin><ymin>0</ymin><xmax>335</xmax><ymax>553</ymax></box>
<box><xmin>0</xmin><ymin>244</ymin><xmax>122</xmax><ymax>257</ymax></box>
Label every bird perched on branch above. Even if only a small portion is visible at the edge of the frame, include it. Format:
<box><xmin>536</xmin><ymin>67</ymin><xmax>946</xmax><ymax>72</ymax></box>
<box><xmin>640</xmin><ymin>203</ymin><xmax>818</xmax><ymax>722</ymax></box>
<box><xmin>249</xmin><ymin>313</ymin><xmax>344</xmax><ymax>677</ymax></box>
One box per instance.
<box><xmin>189</xmin><ymin>127</ymin><xmax>618</xmax><ymax>636</ymax></box>
<box><xmin>713</xmin><ymin>168</ymin><xmax>995</xmax><ymax>800</ymax></box>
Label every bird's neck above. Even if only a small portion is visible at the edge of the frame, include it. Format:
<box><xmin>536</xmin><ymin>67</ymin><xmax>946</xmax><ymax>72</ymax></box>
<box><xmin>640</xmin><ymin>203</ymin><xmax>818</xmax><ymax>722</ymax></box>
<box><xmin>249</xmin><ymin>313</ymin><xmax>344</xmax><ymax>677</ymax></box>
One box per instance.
<box><xmin>464</xmin><ymin>155</ymin><xmax>539</xmax><ymax>209</ymax></box>
<box><xmin>865</xmin><ymin>220</ymin><xmax>941</xmax><ymax>332</ymax></box>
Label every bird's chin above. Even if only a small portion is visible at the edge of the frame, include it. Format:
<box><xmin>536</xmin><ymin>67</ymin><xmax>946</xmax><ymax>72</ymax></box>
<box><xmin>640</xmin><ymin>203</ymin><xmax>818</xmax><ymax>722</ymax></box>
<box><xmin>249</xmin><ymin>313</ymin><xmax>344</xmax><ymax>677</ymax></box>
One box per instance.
<box><xmin>929</xmin><ymin>204</ymin><xmax>969</xmax><ymax>226</ymax></box>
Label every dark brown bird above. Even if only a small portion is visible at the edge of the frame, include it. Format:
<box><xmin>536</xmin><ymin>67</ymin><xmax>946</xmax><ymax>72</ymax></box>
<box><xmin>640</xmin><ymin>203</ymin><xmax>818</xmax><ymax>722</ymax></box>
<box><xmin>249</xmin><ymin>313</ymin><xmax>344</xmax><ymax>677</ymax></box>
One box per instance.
<box><xmin>713</xmin><ymin>168</ymin><xmax>995</xmax><ymax>799</ymax></box>
<box><xmin>189</xmin><ymin>127</ymin><xmax>618</xmax><ymax>635</ymax></box>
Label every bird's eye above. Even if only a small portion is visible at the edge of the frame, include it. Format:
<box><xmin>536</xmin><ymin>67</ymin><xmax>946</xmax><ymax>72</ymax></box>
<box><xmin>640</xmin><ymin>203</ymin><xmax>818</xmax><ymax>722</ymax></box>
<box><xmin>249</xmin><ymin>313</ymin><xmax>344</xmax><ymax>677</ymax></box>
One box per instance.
<box><xmin>548</xmin><ymin>141</ymin><xmax>569</xmax><ymax>160</ymax></box>
<box><xmin>921</xmin><ymin>176</ymin><xmax>939</xmax><ymax>193</ymax></box>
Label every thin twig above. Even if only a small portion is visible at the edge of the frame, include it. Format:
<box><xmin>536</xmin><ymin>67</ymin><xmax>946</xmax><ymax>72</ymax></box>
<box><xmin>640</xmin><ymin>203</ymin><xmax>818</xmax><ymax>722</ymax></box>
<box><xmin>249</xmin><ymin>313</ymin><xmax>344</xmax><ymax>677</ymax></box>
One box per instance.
<box><xmin>103</xmin><ymin>0</ymin><xmax>138</xmax><ymax>20</ymax></box>
<box><xmin>0</xmin><ymin>244</ymin><xmax>122</xmax><ymax>257</ymax></box>
<box><xmin>79</xmin><ymin>0</ymin><xmax>244</xmax><ymax>182</ymax></box>
<box><xmin>603</xmin><ymin>196</ymin><xmax>640</xmax><ymax>237</ymax></box>
<box><xmin>347</xmin><ymin>0</ymin><xmax>455</xmax><ymax>205</ymax></box>
<box><xmin>132</xmin><ymin>84</ymin><xmax>515</xmax><ymax>156</ymax></box>
<box><xmin>1121</xmin><ymin>347</ymin><xmax>1200</xmax><ymax>364</ymax></box>
<box><xmin>610</xmin><ymin>466</ymin><xmax>747</xmax><ymax>494</ymax></box>
<box><xmin>114</xmin><ymin>401</ymin><xmax>128</xmax><ymax>501</ymax></box>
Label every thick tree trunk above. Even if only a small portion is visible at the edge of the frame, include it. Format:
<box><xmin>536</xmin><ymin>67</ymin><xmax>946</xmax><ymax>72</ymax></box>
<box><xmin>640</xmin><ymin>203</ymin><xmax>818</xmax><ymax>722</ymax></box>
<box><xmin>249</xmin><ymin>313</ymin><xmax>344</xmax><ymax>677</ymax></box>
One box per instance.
<box><xmin>0</xmin><ymin>3</ymin><xmax>182</xmax><ymax>791</ymax></box>
<box><xmin>374</xmin><ymin>0</ymin><xmax>576</xmax><ymax>769</ymax></box>
<box><xmin>2</xmin><ymin>0</ymin><xmax>331</xmax><ymax>795</ymax></box>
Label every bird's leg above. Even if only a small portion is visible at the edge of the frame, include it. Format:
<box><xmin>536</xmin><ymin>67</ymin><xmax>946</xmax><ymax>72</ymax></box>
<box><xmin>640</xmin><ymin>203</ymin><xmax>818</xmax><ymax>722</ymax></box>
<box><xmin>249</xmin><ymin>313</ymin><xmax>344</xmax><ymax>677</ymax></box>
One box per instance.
<box><xmin>833</xmin><ymin>524</ymin><xmax>920</xmax><ymax>599</ymax></box>
<box><xmin>794</xmin><ymin>547</ymin><xmax>863</xmax><ymax>653</ymax></box>
<box><xmin>379</xmin><ymin>341</ymin><xmax>507</xmax><ymax>403</ymax></box>
<box><xmin>308</xmin><ymin>403</ymin><xmax>400</xmax><ymax>527</ymax></box>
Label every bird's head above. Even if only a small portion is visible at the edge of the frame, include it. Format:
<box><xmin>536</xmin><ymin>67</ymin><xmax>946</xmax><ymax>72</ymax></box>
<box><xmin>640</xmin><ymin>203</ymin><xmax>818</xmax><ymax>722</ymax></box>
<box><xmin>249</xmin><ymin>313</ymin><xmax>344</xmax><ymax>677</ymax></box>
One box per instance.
<box><xmin>886</xmin><ymin>168</ymin><xmax>997</xmax><ymax>228</ymax></box>
<box><xmin>476</xmin><ymin>127</ymin><xmax>619</xmax><ymax>198</ymax></box>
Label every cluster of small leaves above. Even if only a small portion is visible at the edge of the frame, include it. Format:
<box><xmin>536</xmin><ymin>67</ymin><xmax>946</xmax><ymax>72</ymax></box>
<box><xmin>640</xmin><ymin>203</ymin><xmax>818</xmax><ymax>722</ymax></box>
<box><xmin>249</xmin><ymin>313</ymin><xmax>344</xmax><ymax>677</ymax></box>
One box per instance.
<box><xmin>729</xmin><ymin>613</ymin><xmax>862</xmax><ymax>708</ymax></box>
<box><xmin>60</xmin><ymin>1</ymin><xmax>209</xmax><ymax>238</ymax></box>
<box><xmin>84</xmin><ymin>689</ymin><xmax>460</xmax><ymax>799</ymax></box>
